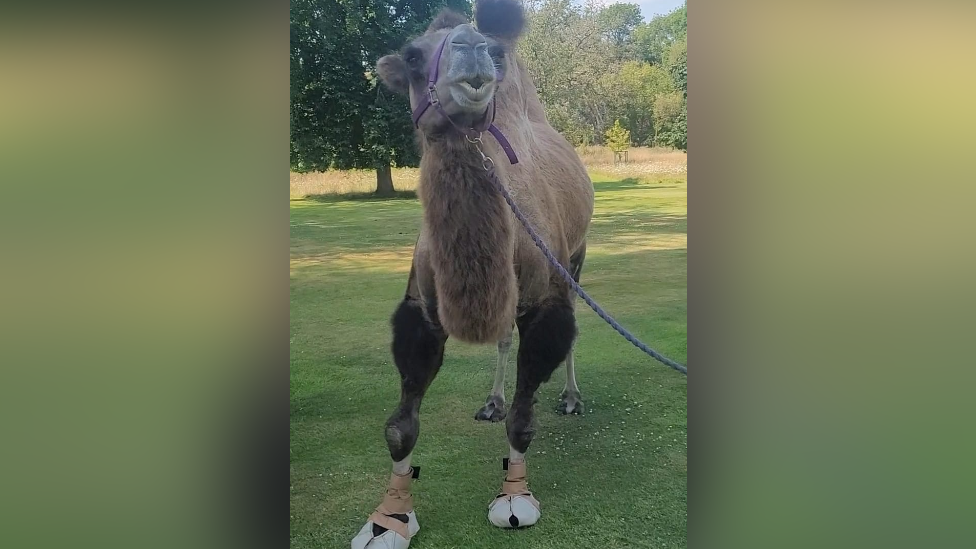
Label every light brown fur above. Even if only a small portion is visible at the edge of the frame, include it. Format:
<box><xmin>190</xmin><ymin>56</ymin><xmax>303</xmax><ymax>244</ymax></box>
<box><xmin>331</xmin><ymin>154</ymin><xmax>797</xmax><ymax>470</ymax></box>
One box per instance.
<box><xmin>417</xmin><ymin>137</ymin><xmax>518</xmax><ymax>343</ymax></box>
<box><xmin>392</xmin><ymin>10</ymin><xmax>593</xmax><ymax>344</ymax></box>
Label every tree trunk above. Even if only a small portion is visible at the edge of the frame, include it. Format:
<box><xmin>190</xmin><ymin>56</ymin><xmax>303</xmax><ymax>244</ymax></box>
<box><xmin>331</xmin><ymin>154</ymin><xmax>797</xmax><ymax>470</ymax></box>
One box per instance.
<box><xmin>375</xmin><ymin>163</ymin><xmax>395</xmax><ymax>197</ymax></box>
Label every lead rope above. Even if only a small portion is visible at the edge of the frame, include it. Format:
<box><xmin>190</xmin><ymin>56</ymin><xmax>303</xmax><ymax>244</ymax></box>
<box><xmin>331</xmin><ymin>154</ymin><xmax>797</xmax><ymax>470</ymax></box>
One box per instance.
<box><xmin>466</xmin><ymin>134</ymin><xmax>688</xmax><ymax>376</ymax></box>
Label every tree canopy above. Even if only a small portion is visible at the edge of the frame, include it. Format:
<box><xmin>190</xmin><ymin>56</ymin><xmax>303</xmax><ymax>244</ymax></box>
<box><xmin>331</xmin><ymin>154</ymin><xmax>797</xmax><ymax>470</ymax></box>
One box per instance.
<box><xmin>289</xmin><ymin>0</ymin><xmax>687</xmax><ymax>189</ymax></box>
<box><xmin>290</xmin><ymin>0</ymin><xmax>470</xmax><ymax>192</ymax></box>
<box><xmin>633</xmin><ymin>4</ymin><xmax>687</xmax><ymax>66</ymax></box>
<box><xmin>599</xmin><ymin>3</ymin><xmax>644</xmax><ymax>54</ymax></box>
<box><xmin>520</xmin><ymin>0</ymin><xmax>687</xmax><ymax>150</ymax></box>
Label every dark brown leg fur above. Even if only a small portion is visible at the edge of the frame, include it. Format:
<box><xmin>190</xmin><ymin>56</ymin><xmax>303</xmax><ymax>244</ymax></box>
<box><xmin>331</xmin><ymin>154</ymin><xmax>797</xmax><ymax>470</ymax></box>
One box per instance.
<box><xmin>506</xmin><ymin>295</ymin><xmax>577</xmax><ymax>453</ymax></box>
<box><xmin>386</xmin><ymin>298</ymin><xmax>447</xmax><ymax>462</ymax></box>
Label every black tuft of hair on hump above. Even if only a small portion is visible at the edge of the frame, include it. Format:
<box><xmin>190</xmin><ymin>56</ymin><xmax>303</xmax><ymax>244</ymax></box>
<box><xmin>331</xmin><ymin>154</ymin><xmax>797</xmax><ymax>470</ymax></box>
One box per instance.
<box><xmin>427</xmin><ymin>9</ymin><xmax>469</xmax><ymax>33</ymax></box>
<box><xmin>474</xmin><ymin>0</ymin><xmax>526</xmax><ymax>41</ymax></box>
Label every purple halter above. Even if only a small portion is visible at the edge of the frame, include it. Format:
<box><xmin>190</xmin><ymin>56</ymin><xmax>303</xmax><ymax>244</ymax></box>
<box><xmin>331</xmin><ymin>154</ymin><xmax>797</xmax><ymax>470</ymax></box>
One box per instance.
<box><xmin>410</xmin><ymin>33</ymin><xmax>519</xmax><ymax>165</ymax></box>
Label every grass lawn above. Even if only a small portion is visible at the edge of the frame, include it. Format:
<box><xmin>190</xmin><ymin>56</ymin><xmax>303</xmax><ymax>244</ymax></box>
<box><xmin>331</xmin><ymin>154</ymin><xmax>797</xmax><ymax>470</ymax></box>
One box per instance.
<box><xmin>290</xmin><ymin>171</ymin><xmax>687</xmax><ymax>548</ymax></box>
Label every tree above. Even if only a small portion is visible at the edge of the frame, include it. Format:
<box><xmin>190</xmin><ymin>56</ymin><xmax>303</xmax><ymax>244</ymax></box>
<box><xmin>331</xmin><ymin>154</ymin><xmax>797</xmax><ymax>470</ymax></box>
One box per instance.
<box><xmin>652</xmin><ymin>92</ymin><xmax>685</xmax><ymax>150</ymax></box>
<box><xmin>290</xmin><ymin>0</ymin><xmax>368</xmax><ymax>172</ymax></box>
<box><xmin>290</xmin><ymin>0</ymin><xmax>470</xmax><ymax>196</ymax></box>
<box><xmin>666</xmin><ymin>36</ymin><xmax>687</xmax><ymax>99</ymax></box>
<box><xmin>520</xmin><ymin>0</ymin><xmax>618</xmax><ymax>144</ymax></box>
<box><xmin>609</xmin><ymin>60</ymin><xmax>675</xmax><ymax>145</ymax></box>
<box><xmin>605</xmin><ymin>119</ymin><xmax>631</xmax><ymax>153</ymax></box>
<box><xmin>597</xmin><ymin>3</ymin><xmax>643</xmax><ymax>56</ymax></box>
<box><xmin>632</xmin><ymin>3</ymin><xmax>686</xmax><ymax>65</ymax></box>
<box><xmin>661</xmin><ymin>36</ymin><xmax>687</xmax><ymax>150</ymax></box>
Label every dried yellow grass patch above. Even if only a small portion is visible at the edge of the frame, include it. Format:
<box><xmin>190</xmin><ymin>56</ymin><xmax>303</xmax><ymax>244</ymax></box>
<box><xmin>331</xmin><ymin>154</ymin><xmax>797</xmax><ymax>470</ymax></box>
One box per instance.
<box><xmin>588</xmin><ymin>232</ymin><xmax>687</xmax><ymax>257</ymax></box>
<box><xmin>291</xmin><ymin>247</ymin><xmax>415</xmax><ymax>274</ymax></box>
<box><xmin>290</xmin><ymin>168</ymin><xmax>420</xmax><ymax>198</ymax></box>
<box><xmin>575</xmin><ymin>145</ymin><xmax>686</xmax><ymax>165</ymax></box>
<box><xmin>578</xmin><ymin>146</ymin><xmax>688</xmax><ymax>178</ymax></box>
<box><xmin>289</xmin><ymin>146</ymin><xmax>686</xmax><ymax>198</ymax></box>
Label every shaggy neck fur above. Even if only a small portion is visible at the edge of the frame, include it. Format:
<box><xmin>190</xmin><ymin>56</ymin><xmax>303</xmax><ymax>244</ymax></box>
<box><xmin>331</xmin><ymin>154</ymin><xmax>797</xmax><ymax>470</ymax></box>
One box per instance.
<box><xmin>418</xmin><ymin>134</ymin><xmax>517</xmax><ymax>344</ymax></box>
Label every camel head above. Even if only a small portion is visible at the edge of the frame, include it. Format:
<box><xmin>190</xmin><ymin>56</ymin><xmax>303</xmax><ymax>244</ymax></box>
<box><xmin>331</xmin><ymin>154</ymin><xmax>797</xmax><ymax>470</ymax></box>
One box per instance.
<box><xmin>376</xmin><ymin>0</ymin><xmax>526</xmax><ymax>133</ymax></box>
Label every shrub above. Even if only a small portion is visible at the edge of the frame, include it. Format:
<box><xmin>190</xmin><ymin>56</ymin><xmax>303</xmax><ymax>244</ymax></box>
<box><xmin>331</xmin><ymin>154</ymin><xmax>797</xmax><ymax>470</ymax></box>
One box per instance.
<box><xmin>652</xmin><ymin>92</ymin><xmax>686</xmax><ymax>150</ymax></box>
<box><xmin>605</xmin><ymin>119</ymin><xmax>632</xmax><ymax>153</ymax></box>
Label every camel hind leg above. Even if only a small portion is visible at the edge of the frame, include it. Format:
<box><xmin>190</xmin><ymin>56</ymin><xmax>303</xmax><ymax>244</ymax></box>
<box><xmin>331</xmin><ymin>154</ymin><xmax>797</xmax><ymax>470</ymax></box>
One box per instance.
<box><xmin>558</xmin><ymin>242</ymin><xmax>586</xmax><ymax>415</ymax></box>
<box><xmin>474</xmin><ymin>324</ymin><xmax>514</xmax><ymax>422</ymax></box>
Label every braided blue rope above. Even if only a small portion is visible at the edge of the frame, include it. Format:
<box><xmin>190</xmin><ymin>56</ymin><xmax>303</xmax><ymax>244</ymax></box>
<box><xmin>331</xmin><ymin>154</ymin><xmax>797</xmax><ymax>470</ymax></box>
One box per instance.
<box><xmin>486</xmin><ymin>167</ymin><xmax>687</xmax><ymax>376</ymax></box>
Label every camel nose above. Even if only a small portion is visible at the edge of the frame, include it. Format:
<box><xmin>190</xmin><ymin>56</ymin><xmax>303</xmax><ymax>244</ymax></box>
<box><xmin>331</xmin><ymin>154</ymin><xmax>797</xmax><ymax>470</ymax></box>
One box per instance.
<box><xmin>450</xmin><ymin>24</ymin><xmax>487</xmax><ymax>49</ymax></box>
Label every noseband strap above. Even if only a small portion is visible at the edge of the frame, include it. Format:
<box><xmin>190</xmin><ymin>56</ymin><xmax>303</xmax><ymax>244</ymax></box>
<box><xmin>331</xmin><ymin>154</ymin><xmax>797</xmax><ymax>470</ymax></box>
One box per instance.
<box><xmin>410</xmin><ymin>34</ymin><xmax>518</xmax><ymax>165</ymax></box>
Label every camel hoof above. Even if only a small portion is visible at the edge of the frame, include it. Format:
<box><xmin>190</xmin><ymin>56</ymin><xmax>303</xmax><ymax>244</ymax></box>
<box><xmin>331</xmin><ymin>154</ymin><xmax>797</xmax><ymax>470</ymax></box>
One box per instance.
<box><xmin>474</xmin><ymin>395</ymin><xmax>507</xmax><ymax>422</ymax></box>
<box><xmin>488</xmin><ymin>494</ymin><xmax>541</xmax><ymax>529</ymax></box>
<box><xmin>556</xmin><ymin>390</ymin><xmax>585</xmax><ymax>415</ymax></box>
<box><xmin>351</xmin><ymin>511</ymin><xmax>419</xmax><ymax>549</ymax></box>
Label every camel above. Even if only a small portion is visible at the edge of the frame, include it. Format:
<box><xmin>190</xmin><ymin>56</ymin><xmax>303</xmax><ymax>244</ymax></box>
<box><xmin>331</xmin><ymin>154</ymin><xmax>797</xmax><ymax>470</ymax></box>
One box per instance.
<box><xmin>352</xmin><ymin>1</ymin><xmax>594</xmax><ymax>547</ymax></box>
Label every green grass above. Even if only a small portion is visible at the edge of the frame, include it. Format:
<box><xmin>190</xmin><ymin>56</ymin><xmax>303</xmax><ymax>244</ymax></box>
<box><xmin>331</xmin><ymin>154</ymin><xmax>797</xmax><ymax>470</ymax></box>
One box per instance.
<box><xmin>290</xmin><ymin>172</ymin><xmax>687</xmax><ymax>548</ymax></box>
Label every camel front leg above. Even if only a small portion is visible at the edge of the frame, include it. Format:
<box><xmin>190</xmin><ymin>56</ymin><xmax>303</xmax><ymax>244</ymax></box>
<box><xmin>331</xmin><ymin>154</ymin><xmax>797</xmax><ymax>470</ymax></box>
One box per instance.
<box><xmin>352</xmin><ymin>298</ymin><xmax>446</xmax><ymax>549</ymax></box>
<box><xmin>489</xmin><ymin>297</ymin><xmax>576</xmax><ymax>528</ymax></box>
<box><xmin>475</xmin><ymin>325</ymin><xmax>514</xmax><ymax>422</ymax></box>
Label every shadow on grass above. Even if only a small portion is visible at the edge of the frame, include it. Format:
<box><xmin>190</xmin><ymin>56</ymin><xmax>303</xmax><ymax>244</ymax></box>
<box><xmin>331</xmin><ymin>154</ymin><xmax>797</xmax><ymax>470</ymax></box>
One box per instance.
<box><xmin>298</xmin><ymin>179</ymin><xmax>677</xmax><ymax>201</ymax></box>
<box><xmin>305</xmin><ymin>190</ymin><xmax>418</xmax><ymax>203</ymax></box>
<box><xmin>593</xmin><ymin>177</ymin><xmax>682</xmax><ymax>193</ymax></box>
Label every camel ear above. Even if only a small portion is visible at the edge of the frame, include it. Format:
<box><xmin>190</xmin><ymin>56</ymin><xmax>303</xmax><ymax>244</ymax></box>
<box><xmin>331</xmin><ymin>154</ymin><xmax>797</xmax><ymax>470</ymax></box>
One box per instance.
<box><xmin>475</xmin><ymin>0</ymin><xmax>525</xmax><ymax>42</ymax></box>
<box><xmin>376</xmin><ymin>54</ymin><xmax>409</xmax><ymax>94</ymax></box>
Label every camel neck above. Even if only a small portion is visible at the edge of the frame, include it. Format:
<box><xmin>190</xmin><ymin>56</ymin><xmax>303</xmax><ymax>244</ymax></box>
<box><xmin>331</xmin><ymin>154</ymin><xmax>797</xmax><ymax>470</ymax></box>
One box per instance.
<box><xmin>417</xmin><ymin>136</ymin><xmax>517</xmax><ymax>344</ymax></box>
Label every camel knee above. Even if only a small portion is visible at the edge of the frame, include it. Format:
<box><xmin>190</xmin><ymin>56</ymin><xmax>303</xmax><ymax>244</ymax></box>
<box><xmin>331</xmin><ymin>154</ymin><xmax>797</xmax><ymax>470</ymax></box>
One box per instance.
<box><xmin>386</xmin><ymin>408</ymin><xmax>419</xmax><ymax>462</ymax></box>
<box><xmin>506</xmin><ymin>406</ymin><xmax>535</xmax><ymax>453</ymax></box>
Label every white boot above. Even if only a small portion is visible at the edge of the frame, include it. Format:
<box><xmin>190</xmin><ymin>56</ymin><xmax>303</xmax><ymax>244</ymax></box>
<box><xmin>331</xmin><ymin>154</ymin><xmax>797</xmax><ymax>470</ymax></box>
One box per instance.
<box><xmin>487</xmin><ymin>460</ymin><xmax>541</xmax><ymax>528</ymax></box>
<box><xmin>352</xmin><ymin>471</ymin><xmax>420</xmax><ymax>549</ymax></box>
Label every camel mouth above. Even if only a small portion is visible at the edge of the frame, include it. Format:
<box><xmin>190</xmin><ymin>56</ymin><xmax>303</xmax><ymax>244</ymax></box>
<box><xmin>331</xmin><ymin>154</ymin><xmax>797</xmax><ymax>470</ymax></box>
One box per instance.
<box><xmin>449</xmin><ymin>80</ymin><xmax>495</xmax><ymax>108</ymax></box>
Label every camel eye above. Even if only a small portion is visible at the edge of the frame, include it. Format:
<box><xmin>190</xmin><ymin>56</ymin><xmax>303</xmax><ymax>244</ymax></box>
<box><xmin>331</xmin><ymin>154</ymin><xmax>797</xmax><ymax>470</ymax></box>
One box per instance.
<box><xmin>488</xmin><ymin>44</ymin><xmax>505</xmax><ymax>59</ymax></box>
<box><xmin>487</xmin><ymin>44</ymin><xmax>506</xmax><ymax>78</ymax></box>
<box><xmin>404</xmin><ymin>47</ymin><xmax>423</xmax><ymax>69</ymax></box>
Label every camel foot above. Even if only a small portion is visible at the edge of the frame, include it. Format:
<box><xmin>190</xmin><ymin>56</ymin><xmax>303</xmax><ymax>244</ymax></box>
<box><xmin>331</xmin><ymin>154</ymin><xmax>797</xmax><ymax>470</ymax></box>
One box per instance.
<box><xmin>488</xmin><ymin>460</ymin><xmax>540</xmax><ymax>528</ymax></box>
<box><xmin>488</xmin><ymin>493</ymin><xmax>541</xmax><ymax>528</ymax></box>
<box><xmin>351</xmin><ymin>511</ymin><xmax>419</xmax><ymax>549</ymax></box>
<box><xmin>353</xmin><ymin>470</ymin><xmax>419</xmax><ymax>548</ymax></box>
<box><xmin>474</xmin><ymin>394</ymin><xmax>507</xmax><ymax>422</ymax></box>
<box><xmin>556</xmin><ymin>389</ymin><xmax>584</xmax><ymax>415</ymax></box>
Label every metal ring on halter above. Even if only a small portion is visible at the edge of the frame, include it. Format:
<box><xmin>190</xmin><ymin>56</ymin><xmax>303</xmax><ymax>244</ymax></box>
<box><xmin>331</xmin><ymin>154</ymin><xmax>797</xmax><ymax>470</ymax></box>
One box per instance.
<box><xmin>467</xmin><ymin>134</ymin><xmax>494</xmax><ymax>170</ymax></box>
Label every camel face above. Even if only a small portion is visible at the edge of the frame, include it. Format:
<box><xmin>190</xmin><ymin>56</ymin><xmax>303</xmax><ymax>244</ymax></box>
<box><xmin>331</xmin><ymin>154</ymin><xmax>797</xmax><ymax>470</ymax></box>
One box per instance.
<box><xmin>439</xmin><ymin>25</ymin><xmax>498</xmax><ymax>115</ymax></box>
<box><xmin>377</xmin><ymin>20</ymin><xmax>509</xmax><ymax>133</ymax></box>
